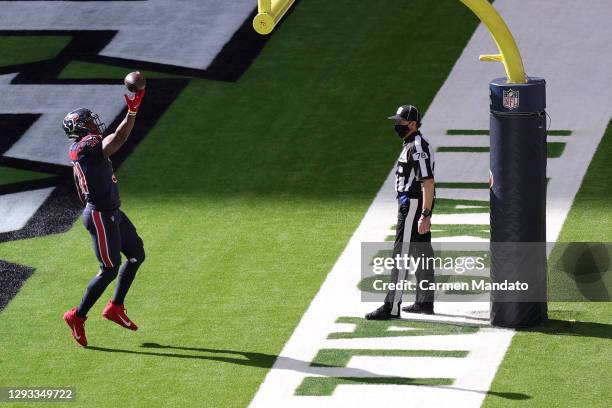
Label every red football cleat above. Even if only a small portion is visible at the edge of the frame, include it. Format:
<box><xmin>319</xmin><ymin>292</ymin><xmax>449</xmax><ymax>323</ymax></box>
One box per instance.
<box><xmin>63</xmin><ymin>307</ymin><xmax>88</xmax><ymax>347</ymax></box>
<box><xmin>102</xmin><ymin>300</ymin><xmax>138</xmax><ymax>331</ymax></box>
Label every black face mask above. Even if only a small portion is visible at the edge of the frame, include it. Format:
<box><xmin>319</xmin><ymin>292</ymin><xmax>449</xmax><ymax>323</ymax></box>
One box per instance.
<box><xmin>394</xmin><ymin>125</ymin><xmax>410</xmax><ymax>139</ymax></box>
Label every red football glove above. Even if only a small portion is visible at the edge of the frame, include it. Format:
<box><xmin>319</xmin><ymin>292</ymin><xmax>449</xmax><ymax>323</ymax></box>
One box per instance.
<box><xmin>124</xmin><ymin>89</ymin><xmax>145</xmax><ymax>114</ymax></box>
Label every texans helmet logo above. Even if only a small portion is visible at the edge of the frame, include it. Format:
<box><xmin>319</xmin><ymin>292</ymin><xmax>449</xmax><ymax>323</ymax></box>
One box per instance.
<box><xmin>63</xmin><ymin>113</ymin><xmax>80</xmax><ymax>133</ymax></box>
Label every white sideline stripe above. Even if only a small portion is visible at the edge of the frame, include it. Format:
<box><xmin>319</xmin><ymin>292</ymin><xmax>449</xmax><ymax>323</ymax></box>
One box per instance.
<box><xmin>0</xmin><ymin>188</ymin><xmax>54</xmax><ymax>233</ymax></box>
<box><xmin>250</xmin><ymin>1</ymin><xmax>612</xmax><ymax>407</ymax></box>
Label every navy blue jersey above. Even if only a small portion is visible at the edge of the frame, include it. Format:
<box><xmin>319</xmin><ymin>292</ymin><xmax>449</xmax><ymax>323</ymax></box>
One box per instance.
<box><xmin>69</xmin><ymin>134</ymin><xmax>120</xmax><ymax>210</ymax></box>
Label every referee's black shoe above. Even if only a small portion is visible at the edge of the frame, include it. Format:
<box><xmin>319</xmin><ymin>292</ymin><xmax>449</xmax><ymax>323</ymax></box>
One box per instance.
<box><xmin>365</xmin><ymin>303</ymin><xmax>400</xmax><ymax>320</ymax></box>
<box><xmin>402</xmin><ymin>302</ymin><xmax>434</xmax><ymax>315</ymax></box>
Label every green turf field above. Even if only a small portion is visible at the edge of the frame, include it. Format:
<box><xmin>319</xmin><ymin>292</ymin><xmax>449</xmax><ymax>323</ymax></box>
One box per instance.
<box><xmin>0</xmin><ymin>36</ymin><xmax>70</xmax><ymax>67</ymax></box>
<box><xmin>0</xmin><ymin>1</ymin><xmax>482</xmax><ymax>406</ymax></box>
<box><xmin>0</xmin><ymin>0</ymin><xmax>610</xmax><ymax>407</ymax></box>
<box><xmin>0</xmin><ymin>167</ymin><xmax>51</xmax><ymax>185</ymax></box>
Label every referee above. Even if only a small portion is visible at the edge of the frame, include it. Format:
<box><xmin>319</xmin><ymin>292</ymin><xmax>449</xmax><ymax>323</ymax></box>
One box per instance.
<box><xmin>366</xmin><ymin>105</ymin><xmax>436</xmax><ymax>320</ymax></box>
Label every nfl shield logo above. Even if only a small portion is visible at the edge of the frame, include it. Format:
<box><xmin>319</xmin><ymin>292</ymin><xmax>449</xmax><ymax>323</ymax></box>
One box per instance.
<box><xmin>503</xmin><ymin>89</ymin><xmax>520</xmax><ymax>110</ymax></box>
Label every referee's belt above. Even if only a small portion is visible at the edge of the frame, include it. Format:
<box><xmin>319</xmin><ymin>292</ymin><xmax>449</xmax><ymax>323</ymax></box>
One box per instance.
<box><xmin>397</xmin><ymin>192</ymin><xmax>420</xmax><ymax>204</ymax></box>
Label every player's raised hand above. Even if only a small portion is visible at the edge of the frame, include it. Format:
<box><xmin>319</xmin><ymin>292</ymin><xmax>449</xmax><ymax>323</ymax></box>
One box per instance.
<box><xmin>124</xmin><ymin>89</ymin><xmax>146</xmax><ymax>115</ymax></box>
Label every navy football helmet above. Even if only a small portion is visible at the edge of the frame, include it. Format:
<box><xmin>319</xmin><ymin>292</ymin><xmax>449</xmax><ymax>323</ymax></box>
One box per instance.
<box><xmin>62</xmin><ymin>108</ymin><xmax>106</xmax><ymax>140</ymax></box>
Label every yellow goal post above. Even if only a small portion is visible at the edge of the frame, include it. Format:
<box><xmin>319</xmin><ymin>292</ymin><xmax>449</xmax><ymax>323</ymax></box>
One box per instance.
<box><xmin>252</xmin><ymin>0</ymin><xmax>527</xmax><ymax>83</ymax></box>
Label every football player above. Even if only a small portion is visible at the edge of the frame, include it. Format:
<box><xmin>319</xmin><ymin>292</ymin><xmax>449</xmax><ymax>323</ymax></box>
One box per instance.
<box><xmin>62</xmin><ymin>90</ymin><xmax>145</xmax><ymax>347</ymax></box>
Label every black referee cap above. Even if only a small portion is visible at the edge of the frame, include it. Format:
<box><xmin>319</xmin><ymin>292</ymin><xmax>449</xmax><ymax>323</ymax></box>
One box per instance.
<box><xmin>387</xmin><ymin>105</ymin><xmax>420</xmax><ymax>123</ymax></box>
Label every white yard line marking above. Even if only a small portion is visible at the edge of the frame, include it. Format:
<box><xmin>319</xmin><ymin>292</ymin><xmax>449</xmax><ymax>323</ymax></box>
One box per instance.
<box><xmin>433</xmin><ymin>213</ymin><xmax>489</xmax><ymax>225</ymax></box>
<box><xmin>250</xmin><ymin>1</ymin><xmax>612</xmax><ymax>406</ymax></box>
<box><xmin>432</xmin><ymin>236</ymin><xmax>489</xmax><ymax>243</ymax></box>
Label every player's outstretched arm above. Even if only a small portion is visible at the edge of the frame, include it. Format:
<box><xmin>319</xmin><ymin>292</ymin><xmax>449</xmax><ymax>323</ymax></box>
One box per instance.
<box><xmin>102</xmin><ymin>89</ymin><xmax>145</xmax><ymax>158</ymax></box>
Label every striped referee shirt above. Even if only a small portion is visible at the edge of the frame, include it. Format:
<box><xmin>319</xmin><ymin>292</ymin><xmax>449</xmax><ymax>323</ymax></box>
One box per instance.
<box><xmin>395</xmin><ymin>131</ymin><xmax>435</xmax><ymax>197</ymax></box>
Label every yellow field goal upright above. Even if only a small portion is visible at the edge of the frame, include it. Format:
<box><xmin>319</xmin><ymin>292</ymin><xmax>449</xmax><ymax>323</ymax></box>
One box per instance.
<box><xmin>252</xmin><ymin>0</ymin><xmax>526</xmax><ymax>84</ymax></box>
<box><xmin>253</xmin><ymin>0</ymin><xmax>296</xmax><ymax>36</ymax></box>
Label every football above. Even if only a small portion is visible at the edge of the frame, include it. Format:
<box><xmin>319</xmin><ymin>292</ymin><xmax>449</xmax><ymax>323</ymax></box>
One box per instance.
<box><xmin>124</xmin><ymin>71</ymin><xmax>146</xmax><ymax>93</ymax></box>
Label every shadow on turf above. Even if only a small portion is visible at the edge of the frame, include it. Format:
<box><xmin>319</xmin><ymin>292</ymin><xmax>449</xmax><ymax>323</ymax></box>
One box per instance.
<box><xmin>86</xmin><ymin>342</ymin><xmax>337</xmax><ymax>370</ymax></box>
<box><xmin>84</xmin><ymin>342</ymin><xmax>530</xmax><ymax>400</ymax></box>
<box><xmin>518</xmin><ymin>318</ymin><xmax>612</xmax><ymax>340</ymax></box>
